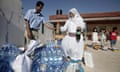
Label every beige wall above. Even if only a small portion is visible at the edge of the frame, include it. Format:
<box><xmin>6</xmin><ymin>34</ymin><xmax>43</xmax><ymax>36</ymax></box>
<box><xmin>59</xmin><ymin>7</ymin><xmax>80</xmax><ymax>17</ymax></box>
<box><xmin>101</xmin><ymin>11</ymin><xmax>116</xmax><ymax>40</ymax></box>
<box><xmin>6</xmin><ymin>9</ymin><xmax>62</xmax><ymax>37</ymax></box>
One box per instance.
<box><xmin>87</xmin><ymin>24</ymin><xmax>120</xmax><ymax>33</ymax></box>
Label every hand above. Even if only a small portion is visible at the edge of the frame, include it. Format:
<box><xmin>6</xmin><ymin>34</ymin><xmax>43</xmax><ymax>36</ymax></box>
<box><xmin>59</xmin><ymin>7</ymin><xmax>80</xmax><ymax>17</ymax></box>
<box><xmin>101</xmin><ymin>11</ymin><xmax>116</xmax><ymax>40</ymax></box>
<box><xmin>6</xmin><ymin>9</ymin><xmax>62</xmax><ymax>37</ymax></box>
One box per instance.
<box><xmin>52</xmin><ymin>27</ymin><xmax>56</xmax><ymax>30</ymax></box>
<box><xmin>49</xmin><ymin>27</ymin><xmax>55</xmax><ymax>30</ymax></box>
<box><xmin>45</xmin><ymin>23</ymin><xmax>56</xmax><ymax>30</ymax></box>
<box><xmin>49</xmin><ymin>27</ymin><xmax>56</xmax><ymax>30</ymax></box>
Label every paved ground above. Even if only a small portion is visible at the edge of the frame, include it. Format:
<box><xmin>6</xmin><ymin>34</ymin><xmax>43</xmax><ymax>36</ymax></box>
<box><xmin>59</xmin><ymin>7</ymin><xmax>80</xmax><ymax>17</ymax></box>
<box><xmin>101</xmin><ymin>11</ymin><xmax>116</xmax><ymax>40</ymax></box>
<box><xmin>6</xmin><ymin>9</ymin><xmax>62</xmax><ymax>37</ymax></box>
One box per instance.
<box><xmin>83</xmin><ymin>40</ymin><xmax>120</xmax><ymax>72</ymax></box>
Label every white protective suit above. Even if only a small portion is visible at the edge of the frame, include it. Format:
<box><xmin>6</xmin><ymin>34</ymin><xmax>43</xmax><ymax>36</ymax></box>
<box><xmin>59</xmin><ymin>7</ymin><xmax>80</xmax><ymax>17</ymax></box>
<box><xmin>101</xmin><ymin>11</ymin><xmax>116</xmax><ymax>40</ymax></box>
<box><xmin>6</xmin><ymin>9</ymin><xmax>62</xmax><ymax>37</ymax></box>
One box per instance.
<box><xmin>60</xmin><ymin>8</ymin><xmax>86</xmax><ymax>60</ymax></box>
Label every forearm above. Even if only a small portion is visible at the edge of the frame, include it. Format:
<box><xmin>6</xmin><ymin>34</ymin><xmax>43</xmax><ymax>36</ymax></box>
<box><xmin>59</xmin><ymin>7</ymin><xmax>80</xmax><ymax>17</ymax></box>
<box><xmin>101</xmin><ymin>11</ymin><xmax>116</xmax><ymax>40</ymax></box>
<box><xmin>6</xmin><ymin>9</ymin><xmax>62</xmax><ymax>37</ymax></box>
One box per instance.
<box><xmin>25</xmin><ymin>21</ymin><xmax>31</xmax><ymax>33</ymax></box>
<box><xmin>44</xmin><ymin>23</ymin><xmax>55</xmax><ymax>30</ymax></box>
<box><xmin>25</xmin><ymin>20</ymin><xmax>33</xmax><ymax>39</ymax></box>
<box><xmin>60</xmin><ymin>22</ymin><xmax>68</xmax><ymax>32</ymax></box>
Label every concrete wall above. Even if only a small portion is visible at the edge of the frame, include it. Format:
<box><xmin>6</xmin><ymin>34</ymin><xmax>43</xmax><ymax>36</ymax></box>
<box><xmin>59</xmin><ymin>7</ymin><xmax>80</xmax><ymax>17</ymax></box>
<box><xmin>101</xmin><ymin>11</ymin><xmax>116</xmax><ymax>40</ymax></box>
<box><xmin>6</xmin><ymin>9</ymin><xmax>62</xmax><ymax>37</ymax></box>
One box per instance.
<box><xmin>39</xmin><ymin>23</ymin><xmax>54</xmax><ymax>44</ymax></box>
<box><xmin>0</xmin><ymin>0</ymin><xmax>55</xmax><ymax>46</ymax></box>
<box><xmin>0</xmin><ymin>0</ymin><xmax>25</xmax><ymax>46</ymax></box>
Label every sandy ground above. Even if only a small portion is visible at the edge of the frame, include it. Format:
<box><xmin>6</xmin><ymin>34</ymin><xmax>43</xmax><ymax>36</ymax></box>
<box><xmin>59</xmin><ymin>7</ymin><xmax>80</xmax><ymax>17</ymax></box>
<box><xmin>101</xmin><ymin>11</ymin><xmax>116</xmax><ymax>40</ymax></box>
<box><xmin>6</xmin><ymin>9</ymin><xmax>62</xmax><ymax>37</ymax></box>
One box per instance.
<box><xmin>83</xmin><ymin>40</ymin><xmax>120</xmax><ymax>72</ymax></box>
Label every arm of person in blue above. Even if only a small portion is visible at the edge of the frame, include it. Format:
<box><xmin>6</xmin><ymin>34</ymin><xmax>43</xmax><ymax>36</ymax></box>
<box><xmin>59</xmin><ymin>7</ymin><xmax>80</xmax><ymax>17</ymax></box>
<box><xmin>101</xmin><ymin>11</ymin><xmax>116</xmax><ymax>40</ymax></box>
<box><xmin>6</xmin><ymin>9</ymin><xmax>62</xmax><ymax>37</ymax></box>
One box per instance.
<box><xmin>24</xmin><ymin>9</ymin><xmax>33</xmax><ymax>39</ymax></box>
<box><xmin>44</xmin><ymin>22</ymin><xmax>55</xmax><ymax>30</ymax></box>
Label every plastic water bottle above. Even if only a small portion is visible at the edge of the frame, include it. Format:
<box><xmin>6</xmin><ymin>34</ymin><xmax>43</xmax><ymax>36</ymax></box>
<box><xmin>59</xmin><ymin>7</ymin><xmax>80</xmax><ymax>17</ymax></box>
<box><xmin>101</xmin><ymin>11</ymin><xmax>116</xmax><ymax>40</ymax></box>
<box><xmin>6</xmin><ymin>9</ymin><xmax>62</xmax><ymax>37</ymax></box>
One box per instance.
<box><xmin>0</xmin><ymin>59</ymin><xmax>14</xmax><ymax>72</ymax></box>
<box><xmin>31</xmin><ymin>59</ymin><xmax>41</xmax><ymax>72</ymax></box>
<box><xmin>47</xmin><ymin>48</ymin><xmax>53</xmax><ymax>65</ymax></box>
<box><xmin>51</xmin><ymin>40</ymin><xmax>55</xmax><ymax>48</ymax></box>
<box><xmin>47</xmin><ymin>66</ymin><xmax>54</xmax><ymax>72</ymax></box>
<box><xmin>57</xmin><ymin>39</ymin><xmax>62</xmax><ymax>46</ymax></box>
<box><xmin>40</xmin><ymin>64</ymin><xmax>47</xmax><ymax>72</ymax></box>
<box><xmin>41</xmin><ymin>48</ymin><xmax>48</xmax><ymax>64</ymax></box>
<box><xmin>53</xmin><ymin>56</ymin><xmax>57</xmax><ymax>65</ymax></box>
<box><xmin>46</xmin><ymin>40</ymin><xmax>49</xmax><ymax>48</ymax></box>
<box><xmin>36</xmin><ymin>66</ymin><xmax>40</xmax><ymax>72</ymax></box>
<box><xmin>57</xmin><ymin>48</ymin><xmax>64</xmax><ymax>68</ymax></box>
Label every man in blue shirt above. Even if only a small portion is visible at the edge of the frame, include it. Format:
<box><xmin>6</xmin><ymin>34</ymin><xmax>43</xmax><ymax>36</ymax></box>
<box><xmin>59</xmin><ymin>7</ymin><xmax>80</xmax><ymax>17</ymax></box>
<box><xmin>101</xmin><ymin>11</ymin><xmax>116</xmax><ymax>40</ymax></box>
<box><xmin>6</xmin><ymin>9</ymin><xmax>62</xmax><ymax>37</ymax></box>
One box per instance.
<box><xmin>24</xmin><ymin>1</ymin><xmax>53</xmax><ymax>48</ymax></box>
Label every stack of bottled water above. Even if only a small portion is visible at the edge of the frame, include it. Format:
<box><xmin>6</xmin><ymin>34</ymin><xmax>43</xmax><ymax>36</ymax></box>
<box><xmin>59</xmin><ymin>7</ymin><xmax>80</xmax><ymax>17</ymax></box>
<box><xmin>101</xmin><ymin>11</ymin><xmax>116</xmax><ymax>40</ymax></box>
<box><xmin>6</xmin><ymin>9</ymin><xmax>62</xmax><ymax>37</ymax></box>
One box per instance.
<box><xmin>33</xmin><ymin>46</ymin><xmax>44</xmax><ymax>62</ymax></box>
<box><xmin>31</xmin><ymin>40</ymin><xmax>65</xmax><ymax>72</ymax></box>
<box><xmin>31</xmin><ymin>58</ymin><xmax>41</xmax><ymax>72</ymax></box>
<box><xmin>0</xmin><ymin>43</ymin><xmax>22</xmax><ymax>72</ymax></box>
<box><xmin>0</xmin><ymin>43</ymin><xmax>22</xmax><ymax>62</ymax></box>
<box><xmin>0</xmin><ymin>59</ymin><xmax>14</xmax><ymax>72</ymax></box>
<box><xmin>46</xmin><ymin>40</ymin><xmax>64</xmax><ymax>64</ymax></box>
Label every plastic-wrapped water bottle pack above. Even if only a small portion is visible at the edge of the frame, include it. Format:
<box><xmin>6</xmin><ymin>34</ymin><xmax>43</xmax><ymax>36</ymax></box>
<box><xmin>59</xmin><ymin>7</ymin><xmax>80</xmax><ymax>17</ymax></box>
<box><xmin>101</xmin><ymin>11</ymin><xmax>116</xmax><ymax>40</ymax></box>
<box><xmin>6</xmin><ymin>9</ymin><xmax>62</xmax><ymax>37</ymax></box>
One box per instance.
<box><xmin>0</xmin><ymin>43</ymin><xmax>22</xmax><ymax>72</ymax></box>
<box><xmin>0</xmin><ymin>59</ymin><xmax>14</xmax><ymax>72</ymax></box>
<box><xmin>31</xmin><ymin>40</ymin><xmax>65</xmax><ymax>72</ymax></box>
<box><xmin>0</xmin><ymin>43</ymin><xmax>22</xmax><ymax>62</ymax></box>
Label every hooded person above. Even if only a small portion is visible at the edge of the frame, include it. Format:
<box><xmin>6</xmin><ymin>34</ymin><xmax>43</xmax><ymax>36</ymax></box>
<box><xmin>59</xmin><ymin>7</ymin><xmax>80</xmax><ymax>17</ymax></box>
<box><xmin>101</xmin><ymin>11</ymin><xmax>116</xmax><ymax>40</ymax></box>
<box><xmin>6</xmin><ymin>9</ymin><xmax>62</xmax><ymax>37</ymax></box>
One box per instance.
<box><xmin>60</xmin><ymin>8</ymin><xmax>86</xmax><ymax>61</ymax></box>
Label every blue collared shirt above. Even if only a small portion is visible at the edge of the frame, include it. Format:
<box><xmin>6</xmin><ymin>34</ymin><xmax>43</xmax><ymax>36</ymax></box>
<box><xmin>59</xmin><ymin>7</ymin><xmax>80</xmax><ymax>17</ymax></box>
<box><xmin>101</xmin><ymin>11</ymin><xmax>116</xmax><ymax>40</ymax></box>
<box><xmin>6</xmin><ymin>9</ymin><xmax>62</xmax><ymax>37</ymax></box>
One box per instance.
<box><xmin>24</xmin><ymin>9</ymin><xmax>46</xmax><ymax>30</ymax></box>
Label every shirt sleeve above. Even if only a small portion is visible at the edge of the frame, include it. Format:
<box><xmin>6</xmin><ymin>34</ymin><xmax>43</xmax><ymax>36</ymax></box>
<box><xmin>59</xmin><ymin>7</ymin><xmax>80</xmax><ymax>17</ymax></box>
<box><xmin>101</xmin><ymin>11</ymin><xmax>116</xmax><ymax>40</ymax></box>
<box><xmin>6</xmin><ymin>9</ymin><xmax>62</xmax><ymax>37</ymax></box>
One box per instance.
<box><xmin>24</xmin><ymin>10</ymin><xmax>31</xmax><ymax>21</ymax></box>
<box><xmin>42</xmin><ymin>17</ymin><xmax>46</xmax><ymax>24</ymax></box>
<box><xmin>60</xmin><ymin>20</ymin><xmax>69</xmax><ymax>32</ymax></box>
